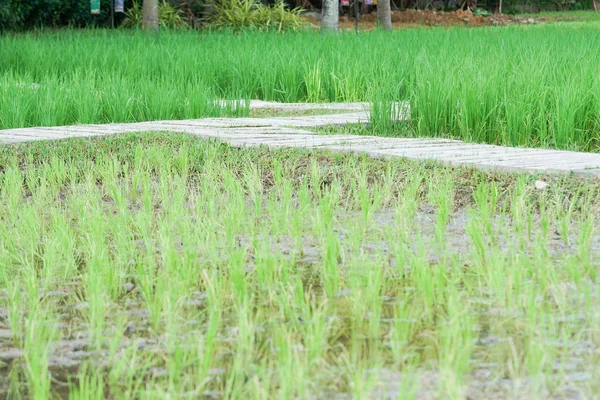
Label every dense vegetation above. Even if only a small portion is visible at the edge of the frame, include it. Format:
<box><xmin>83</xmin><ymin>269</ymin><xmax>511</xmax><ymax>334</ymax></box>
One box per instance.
<box><xmin>0</xmin><ymin>0</ymin><xmax>595</xmax><ymax>31</ymax></box>
<box><xmin>0</xmin><ymin>0</ymin><xmax>131</xmax><ymax>30</ymax></box>
<box><xmin>2</xmin><ymin>25</ymin><xmax>600</xmax><ymax>151</ymax></box>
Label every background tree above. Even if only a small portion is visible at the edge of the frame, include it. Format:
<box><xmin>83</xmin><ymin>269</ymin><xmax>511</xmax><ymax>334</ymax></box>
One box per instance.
<box><xmin>321</xmin><ymin>0</ymin><xmax>338</xmax><ymax>31</ymax></box>
<box><xmin>143</xmin><ymin>0</ymin><xmax>159</xmax><ymax>29</ymax></box>
<box><xmin>377</xmin><ymin>0</ymin><xmax>392</xmax><ymax>30</ymax></box>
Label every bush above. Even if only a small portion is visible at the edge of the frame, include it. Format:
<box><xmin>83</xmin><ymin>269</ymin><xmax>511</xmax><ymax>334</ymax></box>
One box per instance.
<box><xmin>0</xmin><ymin>1</ymin><xmax>19</xmax><ymax>31</ymax></box>
<box><xmin>0</xmin><ymin>0</ymin><xmax>133</xmax><ymax>31</ymax></box>
<box><xmin>206</xmin><ymin>0</ymin><xmax>304</xmax><ymax>32</ymax></box>
<box><xmin>122</xmin><ymin>0</ymin><xmax>188</xmax><ymax>28</ymax></box>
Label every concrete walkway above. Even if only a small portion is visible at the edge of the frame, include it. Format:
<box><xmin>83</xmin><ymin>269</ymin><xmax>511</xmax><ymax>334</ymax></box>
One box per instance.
<box><xmin>1</xmin><ymin>101</ymin><xmax>600</xmax><ymax>177</ymax></box>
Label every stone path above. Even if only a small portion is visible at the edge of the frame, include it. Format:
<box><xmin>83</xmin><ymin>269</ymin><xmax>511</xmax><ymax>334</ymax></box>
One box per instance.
<box><xmin>1</xmin><ymin>101</ymin><xmax>600</xmax><ymax>176</ymax></box>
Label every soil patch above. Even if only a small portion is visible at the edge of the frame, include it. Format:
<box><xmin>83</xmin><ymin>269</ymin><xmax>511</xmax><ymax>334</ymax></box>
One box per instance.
<box><xmin>304</xmin><ymin>9</ymin><xmax>543</xmax><ymax>29</ymax></box>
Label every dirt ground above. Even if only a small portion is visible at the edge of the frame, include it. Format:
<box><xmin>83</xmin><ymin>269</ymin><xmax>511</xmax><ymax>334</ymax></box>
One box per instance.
<box><xmin>304</xmin><ymin>9</ymin><xmax>543</xmax><ymax>29</ymax></box>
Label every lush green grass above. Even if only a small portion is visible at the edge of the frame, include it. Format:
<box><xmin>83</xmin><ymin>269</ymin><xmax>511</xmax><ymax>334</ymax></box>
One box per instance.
<box><xmin>1</xmin><ymin>24</ymin><xmax>600</xmax><ymax>150</ymax></box>
<box><xmin>1</xmin><ymin>133</ymin><xmax>600</xmax><ymax>398</ymax></box>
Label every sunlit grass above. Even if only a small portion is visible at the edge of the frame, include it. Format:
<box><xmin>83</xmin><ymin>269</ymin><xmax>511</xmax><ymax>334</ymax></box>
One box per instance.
<box><xmin>1</xmin><ymin>133</ymin><xmax>600</xmax><ymax>398</ymax></box>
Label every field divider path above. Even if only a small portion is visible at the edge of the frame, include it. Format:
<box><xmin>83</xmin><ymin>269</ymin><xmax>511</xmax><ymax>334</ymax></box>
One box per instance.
<box><xmin>1</xmin><ymin>101</ymin><xmax>600</xmax><ymax>176</ymax></box>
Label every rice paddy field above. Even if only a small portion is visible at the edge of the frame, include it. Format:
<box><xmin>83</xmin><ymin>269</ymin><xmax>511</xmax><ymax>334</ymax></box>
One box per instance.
<box><xmin>1</xmin><ymin>20</ymin><xmax>600</xmax><ymax>150</ymax></box>
<box><xmin>0</xmin><ymin>133</ymin><xmax>600</xmax><ymax>399</ymax></box>
<box><xmin>3</xmin><ymin>15</ymin><xmax>600</xmax><ymax>400</ymax></box>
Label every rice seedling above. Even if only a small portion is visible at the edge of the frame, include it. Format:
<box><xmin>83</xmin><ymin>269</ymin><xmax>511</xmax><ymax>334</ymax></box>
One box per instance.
<box><xmin>1</xmin><ymin>132</ymin><xmax>600</xmax><ymax>398</ymax></box>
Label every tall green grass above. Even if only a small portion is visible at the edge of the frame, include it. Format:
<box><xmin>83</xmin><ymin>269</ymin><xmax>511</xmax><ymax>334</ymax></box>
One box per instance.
<box><xmin>1</xmin><ymin>26</ymin><xmax>600</xmax><ymax>150</ymax></box>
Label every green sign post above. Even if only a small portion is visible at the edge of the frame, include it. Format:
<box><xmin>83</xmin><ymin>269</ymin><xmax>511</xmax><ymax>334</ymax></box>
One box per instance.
<box><xmin>91</xmin><ymin>0</ymin><xmax>100</xmax><ymax>14</ymax></box>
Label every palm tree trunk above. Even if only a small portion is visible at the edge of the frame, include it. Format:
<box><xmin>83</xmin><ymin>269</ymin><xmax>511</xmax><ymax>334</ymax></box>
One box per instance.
<box><xmin>143</xmin><ymin>0</ymin><xmax>159</xmax><ymax>30</ymax></box>
<box><xmin>321</xmin><ymin>0</ymin><xmax>339</xmax><ymax>32</ymax></box>
<box><xmin>377</xmin><ymin>0</ymin><xmax>392</xmax><ymax>30</ymax></box>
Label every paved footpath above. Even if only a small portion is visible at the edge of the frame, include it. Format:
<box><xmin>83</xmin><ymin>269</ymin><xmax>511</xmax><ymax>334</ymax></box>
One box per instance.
<box><xmin>2</xmin><ymin>101</ymin><xmax>600</xmax><ymax>177</ymax></box>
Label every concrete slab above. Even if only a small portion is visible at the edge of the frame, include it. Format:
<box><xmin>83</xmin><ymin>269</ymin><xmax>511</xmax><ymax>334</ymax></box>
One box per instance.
<box><xmin>2</xmin><ymin>101</ymin><xmax>600</xmax><ymax>177</ymax></box>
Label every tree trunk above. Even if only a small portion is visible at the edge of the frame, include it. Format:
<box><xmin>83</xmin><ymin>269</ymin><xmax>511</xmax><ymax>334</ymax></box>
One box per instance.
<box><xmin>377</xmin><ymin>0</ymin><xmax>392</xmax><ymax>30</ymax></box>
<box><xmin>143</xmin><ymin>0</ymin><xmax>159</xmax><ymax>30</ymax></box>
<box><xmin>321</xmin><ymin>0</ymin><xmax>339</xmax><ymax>32</ymax></box>
<box><xmin>498</xmin><ymin>0</ymin><xmax>503</xmax><ymax>14</ymax></box>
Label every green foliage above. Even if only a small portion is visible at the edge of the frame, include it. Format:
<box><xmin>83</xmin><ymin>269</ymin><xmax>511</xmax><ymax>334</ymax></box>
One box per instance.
<box><xmin>206</xmin><ymin>0</ymin><xmax>304</xmax><ymax>32</ymax></box>
<box><xmin>159</xmin><ymin>0</ymin><xmax>187</xmax><ymax>27</ymax></box>
<box><xmin>0</xmin><ymin>1</ymin><xmax>18</xmax><ymax>32</ymax></box>
<box><xmin>121</xmin><ymin>1</ymin><xmax>143</xmax><ymax>27</ymax></box>
<box><xmin>0</xmin><ymin>0</ymin><xmax>131</xmax><ymax>31</ymax></box>
<box><xmin>122</xmin><ymin>0</ymin><xmax>187</xmax><ymax>29</ymax></box>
